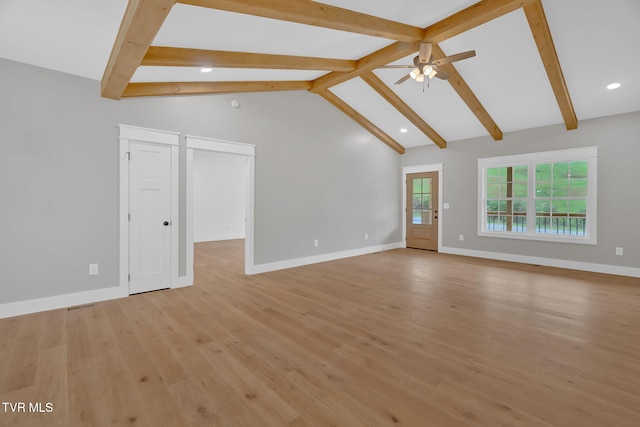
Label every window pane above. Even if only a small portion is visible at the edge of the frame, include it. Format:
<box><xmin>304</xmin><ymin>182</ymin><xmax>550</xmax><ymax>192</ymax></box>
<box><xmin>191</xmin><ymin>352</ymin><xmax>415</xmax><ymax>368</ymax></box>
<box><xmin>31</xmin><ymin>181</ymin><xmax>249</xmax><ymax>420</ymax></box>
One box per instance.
<box><xmin>536</xmin><ymin>181</ymin><xmax>551</xmax><ymax>197</ymax></box>
<box><xmin>536</xmin><ymin>164</ymin><xmax>551</xmax><ymax>181</ymax></box>
<box><xmin>498</xmin><ymin>167</ymin><xmax>507</xmax><ymax>182</ymax></box>
<box><xmin>487</xmin><ymin>200</ymin><xmax>499</xmax><ymax>213</ymax></box>
<box><xmin>514</xmin><ymin>180</ymin><xmax>527</xmax><ymax>198</ymax></box>
<box><xmin>487</xmin><ymin>184</ymin><xmax>500</xmax><ymax>198</ymax></box>
<box><xmin>569</xmin><ymin>179</ymin><xmax>588</xmax><ymax>197</ymax></box>
<box><xmin>553</xmin><ymin>162</ymin><xmax>569</xmax><ymax>180</ymax></box>
<box><xmin>552</xmin><ymin>179</ymin><xmax>568</xmax><ymax>197</ymax></box>
<box><xmin>513</xmin><ymin>199</ymin><xmax>527</xmax><ymax>213</ymax></box>
<box><xmin>569</xmin><ymin>199</ymin><xmax>587</xmax><ymax>214</ymax></box>
<box><xmin>570</xmin><ymin>161</ymin><xmax>588</xmax><ymax>179</ymax></box>
<box><xmin>513</xmin><ymin>165</ymin><xmax>528</xmax><ymax>181</ymax></box>
<box><xmin>499</xmin><ymin>183</ymin><xmax>508</xmax><ymax>198</ymax></box>
<box><xmin>487</xmin><ymin>167</ymin><xmax>501</xmax><ymax>183</ymax></box>
<box><xmin>552</xmin><ymin>200</ymin><xmax>569</xmax><ymax>214</ymax></box>
<box><xmin>498</xmin><ymin>200</ymin><xmax>507</xmax><ymax>213</ymax></box>
<box><xmin>536</xmin><ymin>200</ymin><xmax>551</xmax><ymax>214</ymax></box>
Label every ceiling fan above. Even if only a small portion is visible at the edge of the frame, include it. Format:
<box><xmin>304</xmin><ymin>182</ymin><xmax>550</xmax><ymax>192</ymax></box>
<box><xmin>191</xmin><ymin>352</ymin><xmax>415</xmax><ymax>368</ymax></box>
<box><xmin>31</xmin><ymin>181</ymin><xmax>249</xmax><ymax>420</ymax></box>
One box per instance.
<box><xmin>379</xmin><ymin>42</ymin><xmax>476</xmax><ymax>85</ymax></box>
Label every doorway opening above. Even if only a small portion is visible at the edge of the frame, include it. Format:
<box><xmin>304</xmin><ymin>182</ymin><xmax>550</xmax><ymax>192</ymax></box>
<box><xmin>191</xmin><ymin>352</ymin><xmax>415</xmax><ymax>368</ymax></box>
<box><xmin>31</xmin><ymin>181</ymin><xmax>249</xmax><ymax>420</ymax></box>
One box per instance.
<box><xmin>185</xmin><ymin>135</ymin><xmax>256</xmax><ymax>282</ymax></box>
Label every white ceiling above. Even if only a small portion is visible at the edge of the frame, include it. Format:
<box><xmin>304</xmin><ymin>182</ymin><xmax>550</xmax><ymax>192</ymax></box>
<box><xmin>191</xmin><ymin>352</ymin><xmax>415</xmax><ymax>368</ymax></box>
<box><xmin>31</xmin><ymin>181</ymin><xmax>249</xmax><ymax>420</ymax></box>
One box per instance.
<box><xmin>1</xmin><ymin>0</ymin><xmax>638</xmax><ymax>148</ymax></box>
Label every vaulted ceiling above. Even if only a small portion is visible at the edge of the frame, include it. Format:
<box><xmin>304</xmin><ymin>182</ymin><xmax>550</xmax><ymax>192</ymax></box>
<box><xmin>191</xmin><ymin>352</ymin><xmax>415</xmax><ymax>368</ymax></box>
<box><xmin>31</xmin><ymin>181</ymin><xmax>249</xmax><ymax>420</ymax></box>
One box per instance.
<box><xmin>1</xmin><ymin>0</ymin><xmax>639</xmax><ymax>153</ymax></box>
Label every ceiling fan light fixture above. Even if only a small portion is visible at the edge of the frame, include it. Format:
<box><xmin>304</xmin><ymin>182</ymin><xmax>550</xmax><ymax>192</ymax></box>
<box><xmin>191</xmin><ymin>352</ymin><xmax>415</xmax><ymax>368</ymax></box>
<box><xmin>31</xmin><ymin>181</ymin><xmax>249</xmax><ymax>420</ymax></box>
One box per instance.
<box><xmin>428</xmin><ymin>69</ymin><xmax>438</xmax><ymax>79</ymax></box>
<box><xmin>410</xmin><ymin>68</ymin><xmax>420</xmax><ymax>79</ymax></box>
<box><xmin>416</xmin><ymin>74</ymin><xmax>425</xmax><ymax>83</ymax></box>
<box><xmin>422</xmin><ymin>65</ymin><xmax>433</xmax><ymax>75</ymax></box>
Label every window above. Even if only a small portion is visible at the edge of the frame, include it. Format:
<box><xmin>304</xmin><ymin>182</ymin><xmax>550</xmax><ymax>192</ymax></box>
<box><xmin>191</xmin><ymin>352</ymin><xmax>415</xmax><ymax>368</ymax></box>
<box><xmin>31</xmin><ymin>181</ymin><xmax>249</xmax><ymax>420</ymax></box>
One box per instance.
<box><xmin>478</xmin><ymin>147</ymin><xmax>597</xmax><ymax>244</ymax></box>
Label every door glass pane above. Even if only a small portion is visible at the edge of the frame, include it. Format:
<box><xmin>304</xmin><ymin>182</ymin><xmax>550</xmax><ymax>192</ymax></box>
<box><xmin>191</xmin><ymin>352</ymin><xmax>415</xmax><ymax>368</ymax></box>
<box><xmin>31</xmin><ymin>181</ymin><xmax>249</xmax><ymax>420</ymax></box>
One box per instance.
<box><xmin>413</xmin><ymin>179</ymin><xmax>422</xmax><ymax>194</ymax></box>
<box><xmin>410</xmin><ymin>176</ymin><xmax>434</xmax><ymax>225</ymax></box>
<box><xmin>412</xmin><ymin>210</ymin><xmax>422</xmax><ymax>224</ymax></box>
<box><xmin>422</xmin><ymin>194</ymin><xmax>431</xmax><ymax>209</ymax></box>
<box><xmin>422</xmin><ymin>210</ymin><xmax>433</xmax><ymax>225</ymax></box>
<box><xmin>412</xmin><ymin>196</ymin><xmax>421</xmax><ymax>209</ymax></box>
<box><xmin>422</xmin><ymin>178</ymin><xmax>432</xmax><ymax>193</ymax></box>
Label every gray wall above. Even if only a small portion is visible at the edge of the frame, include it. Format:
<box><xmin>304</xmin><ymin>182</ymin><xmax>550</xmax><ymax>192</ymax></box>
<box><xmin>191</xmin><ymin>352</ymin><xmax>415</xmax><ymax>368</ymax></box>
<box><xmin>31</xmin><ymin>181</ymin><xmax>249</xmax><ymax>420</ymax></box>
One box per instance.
<box><xmin>0</xmin><ymin>58</ymin><xmax>401</xmax><ymax>304</ymax></box>
<box><xmin>402</xmin><ymin>111</ymin><xmax>640</xmax><ymax>268</ymax></box>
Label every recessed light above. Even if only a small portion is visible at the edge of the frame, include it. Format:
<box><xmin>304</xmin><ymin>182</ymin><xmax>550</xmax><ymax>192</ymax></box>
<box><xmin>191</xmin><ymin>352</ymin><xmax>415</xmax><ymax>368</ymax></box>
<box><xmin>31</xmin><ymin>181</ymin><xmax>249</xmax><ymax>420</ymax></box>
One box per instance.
<box><xmin>200</xmin><ymin>67</ymin><xmax>213</xmax><ymax>73</ymax></box>
<box><xmin>400</xmin><ymin>128</ymin><xmax>408</xmax><ymax>133</ymax></box>
<box><xmin>607</xmin><ymin>82</ymin><xmax>621</xmax><ymax>90</ymax></box>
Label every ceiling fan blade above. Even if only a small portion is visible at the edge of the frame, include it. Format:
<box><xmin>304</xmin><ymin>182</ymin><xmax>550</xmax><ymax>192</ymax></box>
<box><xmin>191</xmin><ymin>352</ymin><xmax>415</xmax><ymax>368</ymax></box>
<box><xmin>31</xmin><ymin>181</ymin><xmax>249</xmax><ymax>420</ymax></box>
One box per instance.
<box><xmin>394</xmin><ymin>74</ymin><xmax>412</xmax><ymax>85</ymax></box>
<box><xmin>419</xmin><ymin>42</ymin><xmax>433</xmax><ymax>63</ymax></box>
<box><xmin>378</xmin><ymin>65</ymin><xmax>414</xmax><ymax>69</ymax></box>
<box><xmin>433</xmin><ymin>69</ymin><xmax>450</xmax><ymax>80</ymax></box>
<box><xmin>431</xmin><ymin>50</ymin><xmax>476</xmax><ymax>66</ymax></box>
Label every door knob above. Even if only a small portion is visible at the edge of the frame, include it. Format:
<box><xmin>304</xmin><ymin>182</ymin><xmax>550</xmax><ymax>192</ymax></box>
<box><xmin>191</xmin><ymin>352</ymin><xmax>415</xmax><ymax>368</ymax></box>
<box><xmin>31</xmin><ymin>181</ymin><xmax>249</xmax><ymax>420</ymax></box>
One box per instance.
<box><xmin>163</xmin><ymin>221</ymin><xmax>169</xmax><ymax>226</ymax></box>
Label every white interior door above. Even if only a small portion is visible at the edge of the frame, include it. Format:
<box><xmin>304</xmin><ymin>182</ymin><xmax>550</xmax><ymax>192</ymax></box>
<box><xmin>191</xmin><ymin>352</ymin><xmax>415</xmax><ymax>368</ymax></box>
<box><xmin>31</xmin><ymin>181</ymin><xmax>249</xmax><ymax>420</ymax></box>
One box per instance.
<box><xmin>129</xmin><ymin>141</ymin><xmax>171</xmax><ymax>294</ymax></box>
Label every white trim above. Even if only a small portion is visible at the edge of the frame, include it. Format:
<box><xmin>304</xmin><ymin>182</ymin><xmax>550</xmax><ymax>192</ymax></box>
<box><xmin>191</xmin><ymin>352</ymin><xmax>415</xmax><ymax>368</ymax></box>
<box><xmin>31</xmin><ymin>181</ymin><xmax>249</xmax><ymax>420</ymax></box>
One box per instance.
<box><xmin>185</xmin><ymin>135</ymin><xmax>256</xmax><ymax>276</ymax></box>
<box><xmin>175</xmin><ymin>275</ymin><xmax>193</xmax><ymax>289</ymax></box>
<box><xmin>0</xmin><ymin>286</ymin><xmax>127</xmax><ymax>320</ymax></box>
<box><xmin>194</xmin><ymin>233</ymin><xmax>245</xmax><ymax>243</ymax></box>
<box><xmin>401</xmin><ymin>163</ymin><xmax>443</xmax><ymax>251</ymax></box>
<box><xmin>440</xmin><ymin>246</ymin><xmax>640</xmax><ymax>278</ymax></box>
<box><xmin>169</xmin><ymin>144</ymin><xmax>180</xmax><ymax>288</ymax></box>
<box><xmin>119</xmin><ymin>125</ymin><xmax>181</xmax><ymax>295</ymax></box>
<box><xmin>119</xmin><ymin>124</ymin><xmax>180</xmax><ymax>146</ymax></box>
<box><xmin>185</xmin><ymin>148</ymin><xmax>195</xmax><ymax>288</ymax></box>
<box><xmin>249</xmin><ymin>242</ymin><xmax>404</xmax><ymax>275</ymax></box>
<box><xmin>186</xmin><ymin>135</ymin><xmax>255</xmax><ymax>156</ymax></box>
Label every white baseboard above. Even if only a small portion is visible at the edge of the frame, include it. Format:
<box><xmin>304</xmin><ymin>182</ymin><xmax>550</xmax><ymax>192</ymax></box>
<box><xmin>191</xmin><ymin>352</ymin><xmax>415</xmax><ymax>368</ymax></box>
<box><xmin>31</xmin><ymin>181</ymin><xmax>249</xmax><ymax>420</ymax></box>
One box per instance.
<box><xmin>194</xmin><ymin>233</ymin><xmax>245</xmax><ymax>243</ymax></box>
<box><xmin>247</xmin><ymin>242</ymin><xmax>404</xmax><ymax>275</ymax></box>
<box><xmin>174</xmin><ymin>273</ymin><xmax>194</xmax><ymax>288</ymax></box>
<box><xmin>440</xmin><ymin>246</ymin><xmax>640</xmax><ymax>278</ymax></box>
<box><xmin>1</xmin><ymin>271</ymin><xmax>196</xmax><ymax>319</ymax></box>
<box><xmin>0</xmin><ymin>286</ymin><xmax>128</xmax><ymax>320</ymax></box>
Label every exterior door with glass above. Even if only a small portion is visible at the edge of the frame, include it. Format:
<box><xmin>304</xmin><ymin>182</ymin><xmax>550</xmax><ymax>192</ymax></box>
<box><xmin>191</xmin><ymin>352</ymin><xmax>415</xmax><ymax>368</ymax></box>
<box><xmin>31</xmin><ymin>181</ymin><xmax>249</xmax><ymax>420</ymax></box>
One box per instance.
<box><xmin>406</xmin><ymin>172</ymin><xmax>438</xmax><ymax>251</ymax></box>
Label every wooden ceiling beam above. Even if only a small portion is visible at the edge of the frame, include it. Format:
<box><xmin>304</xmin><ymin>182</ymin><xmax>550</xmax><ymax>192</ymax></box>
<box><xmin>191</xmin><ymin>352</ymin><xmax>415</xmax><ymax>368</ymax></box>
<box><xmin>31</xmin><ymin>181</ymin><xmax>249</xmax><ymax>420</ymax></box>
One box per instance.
<box><xmin>142</xmin><ymin>46</ymin><xmax>357</xmax><ymax>71</ymax></box>
<box><xmin>431</xmin><ymin>44</ymin><xmax>503</xmax><ymax>141</ymax></box>
<box><xmin>523</xmin><ymin>0</ymin><xmax>578</xmax><ymax>130</ymax></box>
<box><xmin>122</xmin><ymin>80</ymin><xmax>312</xmax><ymax>97</ymax></box>
<box><xmin>177</xmin><ymin>0</ymin><xmax>423</xmax><ymax>42</ymax></box>
<box><xmin>311</xmin><ymin>0</ymin><xmax>539</xmax><ymax>92</ymax></box>
<box><xmin>317</xmin><ymin>90</ymin><xmax>405</xmax><ymax>154</ymax></box>
<box><xmin>360</xmin><ymin>72</ymin><xmax>447</xmax><ymax>149</ymax></box>
<box><xmin>101</xmin><ymin>0</ymin><xmax>176</xmax><ymax>100</ymax></box>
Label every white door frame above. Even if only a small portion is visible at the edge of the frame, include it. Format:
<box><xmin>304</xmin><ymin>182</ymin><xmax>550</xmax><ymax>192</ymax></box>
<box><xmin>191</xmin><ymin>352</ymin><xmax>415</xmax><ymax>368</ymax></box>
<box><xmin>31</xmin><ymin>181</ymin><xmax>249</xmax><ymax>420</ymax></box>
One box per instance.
<box><xmin>185</xmin><ymin>135</ymin><xmax>256</xmax><ymax>276</ymax></box>
<box><xmin>119</xmin><ymin>125</ymin><xmax>180</xmax><ymax>294</ymax></box>
<box><xmin>402</xmin><ymin>163</ymin><xmax>443</xmax><ymax>252</ymax></box>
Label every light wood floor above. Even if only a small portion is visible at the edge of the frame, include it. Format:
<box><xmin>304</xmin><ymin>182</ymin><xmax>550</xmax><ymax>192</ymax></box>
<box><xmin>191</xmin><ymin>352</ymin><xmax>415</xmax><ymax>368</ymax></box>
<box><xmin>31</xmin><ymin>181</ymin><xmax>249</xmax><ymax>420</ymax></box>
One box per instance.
<box><xmin>1</xmin><ymin>241</ymin><xmax>640</xmax><ymax>426</ymax></box>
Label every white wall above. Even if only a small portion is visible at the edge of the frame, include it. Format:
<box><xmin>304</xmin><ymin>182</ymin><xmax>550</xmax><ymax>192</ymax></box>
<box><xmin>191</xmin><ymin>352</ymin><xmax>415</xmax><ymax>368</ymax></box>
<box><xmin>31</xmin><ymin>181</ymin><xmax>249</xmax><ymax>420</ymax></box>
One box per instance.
<box><xmin>402</xmin><ymin>112</ymin><xmax>640</xmax><ymax>276</ymax></box>
<box><xmin>193</xmin><ymin>150</ymin><xmax>247</xmax><ymax>242</ymax></box>
<box><xmin>0</xmin><ymin>58</ymin><xmax>402</xmax><ymax>309</ymax></box>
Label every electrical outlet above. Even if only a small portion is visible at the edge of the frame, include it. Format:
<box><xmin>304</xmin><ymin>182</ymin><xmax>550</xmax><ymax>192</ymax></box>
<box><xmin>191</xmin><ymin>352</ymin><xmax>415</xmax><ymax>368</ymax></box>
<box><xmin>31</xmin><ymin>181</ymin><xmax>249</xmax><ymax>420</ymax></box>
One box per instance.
<box><xmin>314</xmin><ymin>239</ymin><xmax>319</xmax><ymax>247</ymax></box>
<box><xmin>615</xmin><ymin>247</ymin><xmax>623</xmax><ymax>256</ymax></box>
<box><xmin>459</xmin><ymin>235</ymin><xmax>464</xmax><ymax>241</ymax></box>
<box><xmin>89</xmin><ymin>263</ymin><xmax>99</xmax><ymax>275</ymax></box>
<box><xmin>364</xmin><ymin>233</ymin><xmax>369</xmax><ymax>241</ymax></box>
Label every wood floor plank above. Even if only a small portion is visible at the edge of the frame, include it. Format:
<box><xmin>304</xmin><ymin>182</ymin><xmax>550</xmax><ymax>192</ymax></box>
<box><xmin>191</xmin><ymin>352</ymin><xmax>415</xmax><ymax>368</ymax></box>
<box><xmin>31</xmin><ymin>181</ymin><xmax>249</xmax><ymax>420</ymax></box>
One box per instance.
<box><xmin>1</xmin><ymin>239</ymin><xmax>640</xmax><ymax>426</ymax></box>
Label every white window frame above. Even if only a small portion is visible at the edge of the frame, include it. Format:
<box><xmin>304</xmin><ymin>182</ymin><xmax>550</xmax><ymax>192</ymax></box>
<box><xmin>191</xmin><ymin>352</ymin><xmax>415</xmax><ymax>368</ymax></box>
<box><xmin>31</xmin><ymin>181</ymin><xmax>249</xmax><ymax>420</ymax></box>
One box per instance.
<box><xmin>478</xmin><ymin>147</ymin><xmax>598</xmax><ymax>244</ymax></box>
